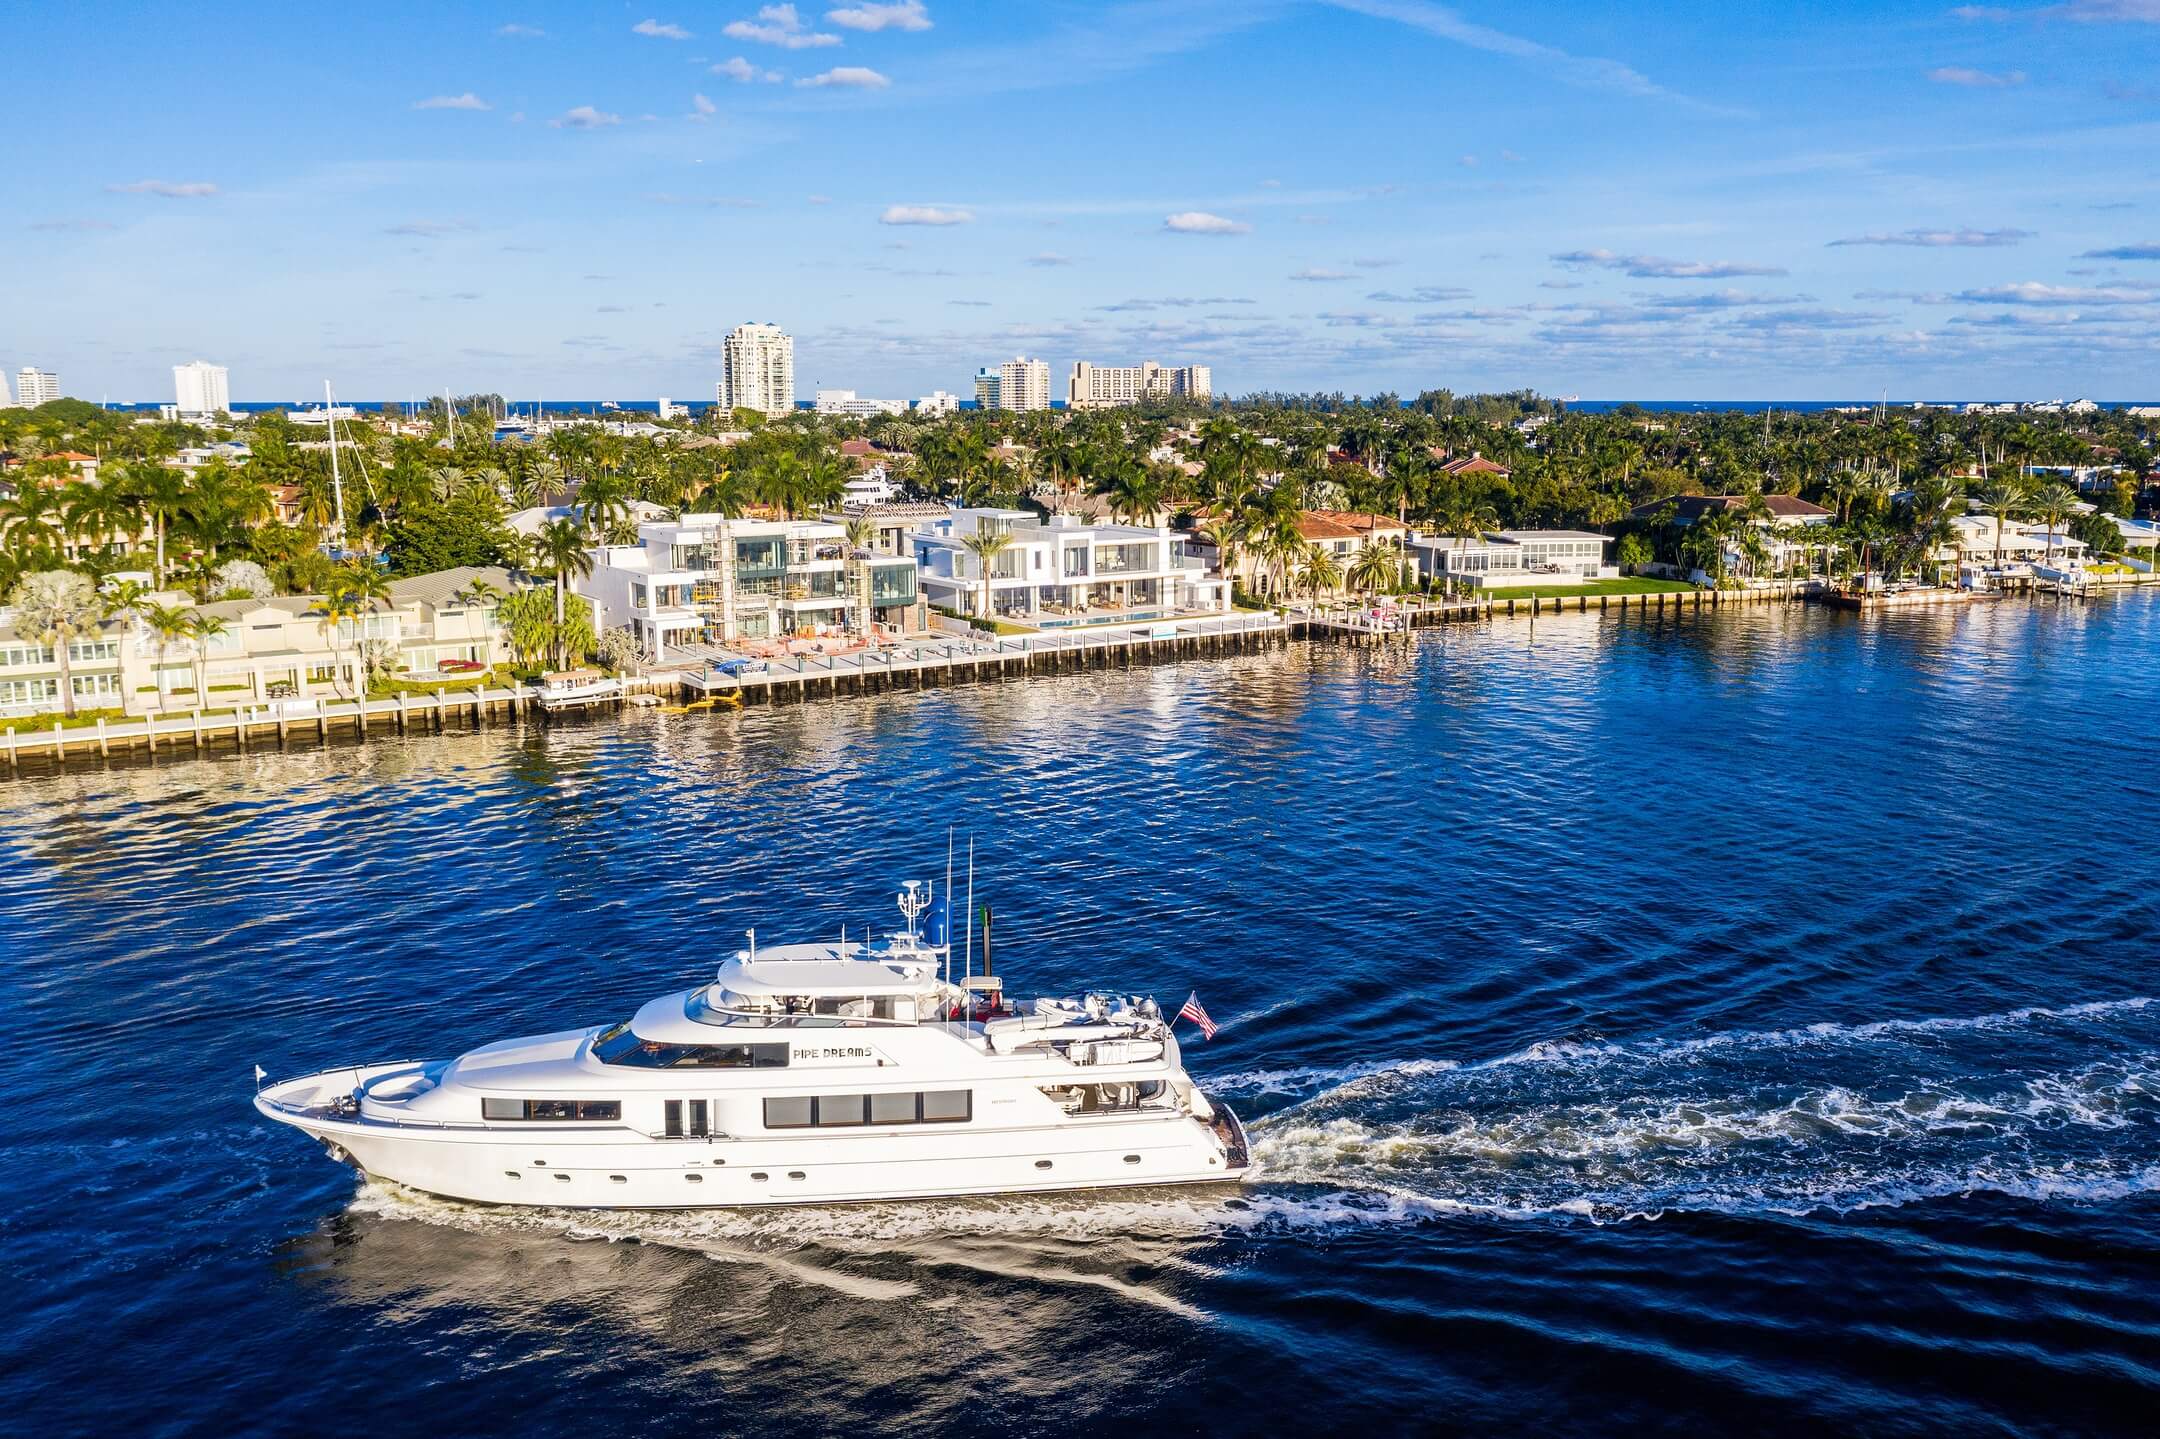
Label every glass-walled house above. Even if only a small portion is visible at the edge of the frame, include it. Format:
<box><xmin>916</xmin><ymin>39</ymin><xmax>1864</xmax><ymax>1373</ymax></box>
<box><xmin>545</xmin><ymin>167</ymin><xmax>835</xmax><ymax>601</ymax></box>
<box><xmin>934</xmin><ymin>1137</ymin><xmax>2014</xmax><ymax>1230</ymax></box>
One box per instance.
<box><xmin>912</xmin><ymin>508</ymin><xmax>1229</xmax><ymax>623</ymax></box>
<box><xmin>583</xmin><ymin>515</ymin><xmax>929</xmax><ymax>654</ymax></box>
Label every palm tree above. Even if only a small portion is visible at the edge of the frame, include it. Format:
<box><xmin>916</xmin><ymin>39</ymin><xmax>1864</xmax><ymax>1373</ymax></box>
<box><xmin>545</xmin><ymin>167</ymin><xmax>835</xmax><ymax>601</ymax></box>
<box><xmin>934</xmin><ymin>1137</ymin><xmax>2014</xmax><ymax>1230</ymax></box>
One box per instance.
<box><xmin>316</xmin><ymin>587</ymin><xmax>365</xmax><ymax>699</ymax></box>
<box><xmin>1296</xmin><ymin>543</ymin><xmax>1341</xmax><ymax>602</ymax></box>
<box><xmin>534</xmin><ymin>517</ymin><xmax>593</xmax><ymax>662</ymax></box>
<box><xmin>1348</xmin><ymin>541</ymin><xmax>1398</xmax><ymax>594</ymax></box>
<box><xmin>181</xmin><ymin>613</ymin><xmax>229</xmax><ymax>708</ymax></box>
<box><xmin>6</xmin><ymin>570</ymin><xmax>104</xmax><ymax>717</ymax></box>
<box><xmin>2030</xmin><ymin>482</ymin><xmax>2078</xmax><ymax>563</ymax></box>
<box><xmin>1432</xmin><ymin>498</ymin><xmax>1500</xmax><ymax>595</ymax></box>
<box><xmin>117</xmin><ymin>462</ymin><xmax>189</xmax><ymax>587</ymax></box>
<box><xmin>1971</xmin><ymin>479</ymin><xmax>2027</xmax><ymax>571</ymax></box>
<box><xmin>140</xmin><ymin>602</ymin><xmax>191</xmax><ymax>706</ymax></box>
<box><xmin>959</xmin><ymin>529</ymin><xmax>1014</xmax><ymax>619</ymax></box>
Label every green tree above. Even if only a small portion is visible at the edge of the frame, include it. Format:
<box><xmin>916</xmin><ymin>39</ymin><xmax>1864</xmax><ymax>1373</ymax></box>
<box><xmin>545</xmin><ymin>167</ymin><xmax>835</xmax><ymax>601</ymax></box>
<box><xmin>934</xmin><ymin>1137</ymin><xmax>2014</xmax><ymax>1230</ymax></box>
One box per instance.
<box><xmin>7</xmin><ymin>570</ymin><xmax>104</xmax><ymax>717</ymax></box>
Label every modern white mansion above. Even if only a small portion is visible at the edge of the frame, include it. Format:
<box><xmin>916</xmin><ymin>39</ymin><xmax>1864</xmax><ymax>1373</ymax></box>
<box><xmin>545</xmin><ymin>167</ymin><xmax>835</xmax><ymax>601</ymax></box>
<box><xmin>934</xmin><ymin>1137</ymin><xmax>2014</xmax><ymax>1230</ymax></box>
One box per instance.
<box><xmin>913</xmin><ymin>509</ymin><xmax>1229</xmax><ymax>623</ymax></box>
<box><xmin>580</xmin><ymin>514</ymin><xmax>926</xmax><ymax>652</ymax></box>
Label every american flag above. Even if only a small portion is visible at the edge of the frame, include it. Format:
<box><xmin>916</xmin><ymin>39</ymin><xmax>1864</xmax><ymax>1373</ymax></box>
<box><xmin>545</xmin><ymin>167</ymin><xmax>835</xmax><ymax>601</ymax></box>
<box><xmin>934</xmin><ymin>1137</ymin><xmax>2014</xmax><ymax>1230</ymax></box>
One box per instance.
<box><xmin>1177</xmin><ymin>992</ymin><xmax>1217</xmax><ymax>1040</ymax></box>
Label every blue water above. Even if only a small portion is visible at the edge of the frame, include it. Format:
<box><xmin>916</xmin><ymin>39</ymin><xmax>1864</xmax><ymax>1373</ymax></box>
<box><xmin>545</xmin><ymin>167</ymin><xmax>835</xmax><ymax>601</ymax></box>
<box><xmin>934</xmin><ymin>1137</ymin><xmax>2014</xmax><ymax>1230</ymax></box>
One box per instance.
<box><xmin>6</xmin><ymin>597</ymin><xmax>2160</xmax><ymax>1436</ymax></box>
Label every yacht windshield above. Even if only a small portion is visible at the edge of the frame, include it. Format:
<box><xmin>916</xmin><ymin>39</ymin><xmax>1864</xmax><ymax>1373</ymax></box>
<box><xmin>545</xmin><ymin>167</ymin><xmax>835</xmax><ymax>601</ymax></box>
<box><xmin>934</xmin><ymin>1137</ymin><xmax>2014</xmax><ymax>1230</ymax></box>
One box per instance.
<box><xmin>591</xmin><ymin>1022</ymin><xmax>788</xmax><ymax>1068</ymax></box>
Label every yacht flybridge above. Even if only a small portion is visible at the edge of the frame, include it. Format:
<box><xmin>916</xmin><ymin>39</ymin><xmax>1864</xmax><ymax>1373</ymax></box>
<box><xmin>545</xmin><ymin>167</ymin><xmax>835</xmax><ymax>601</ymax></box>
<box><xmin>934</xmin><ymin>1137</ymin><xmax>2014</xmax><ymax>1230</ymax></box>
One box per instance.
<box><xmin>255</xmin><ymin>883</ymin><xmax>1251</xmax><ymax>1208</ymax></box>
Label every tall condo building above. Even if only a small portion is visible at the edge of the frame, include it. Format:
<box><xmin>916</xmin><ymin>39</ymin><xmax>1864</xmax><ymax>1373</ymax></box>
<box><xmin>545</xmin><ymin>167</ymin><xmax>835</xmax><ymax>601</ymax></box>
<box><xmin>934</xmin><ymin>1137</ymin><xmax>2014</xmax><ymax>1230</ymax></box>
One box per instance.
<box><xmin>16</xmin><ymin>368</ymin><xmax>60</xmax><ymax>406</ymax></box>
<box><xmin>172</xmin><ymin>360</ymin><xmax>231</xmax><ymax>416</ymax></box>
<box><xmin>0</xmin><ymin>370</ymin><xmax>13</xmax><ymax>407</ymax></box>
<box><xmin>1066</xmin><ymin>361</ymin><xmax>1212</xmax><ymax>409</ymax></box>
<box><xmin>995</xmin><ymin>357</ymin><xmax>1051</xmax><ymax>412</ymax></box>
<box><xmin>973</xmin><ymin>368</ymin><xmax>1000</xmax><ymax>410</ymax></box>
<box><xmin>720</xmin><ymin>323</ymin><xmax>795</xmax><ymax>417</ymax></box>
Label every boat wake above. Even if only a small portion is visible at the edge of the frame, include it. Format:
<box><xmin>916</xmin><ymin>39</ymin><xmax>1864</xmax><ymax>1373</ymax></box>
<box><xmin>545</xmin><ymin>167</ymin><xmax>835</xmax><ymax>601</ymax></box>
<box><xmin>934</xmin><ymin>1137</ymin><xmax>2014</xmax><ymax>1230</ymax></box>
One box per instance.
<box><xmin>1239</xmin><ymin>996</ymin><xmax>2160</xmax><ymax>1223</ymax></box>
<box><xmin>337</xmin><ymin>997</ymin><xmax>2159</xmax><ymax>1252</ymax></box>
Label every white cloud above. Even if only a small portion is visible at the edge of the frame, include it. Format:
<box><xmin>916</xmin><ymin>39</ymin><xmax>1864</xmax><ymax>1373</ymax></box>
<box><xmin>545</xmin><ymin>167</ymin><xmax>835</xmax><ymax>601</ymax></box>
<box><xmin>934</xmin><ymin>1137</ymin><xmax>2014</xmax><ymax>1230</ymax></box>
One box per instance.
<box><xmin>1828</xmin><ymin>228</ymin><xmax>2031</xmax><ymax>247</ymax></box>
<box><xmin>632</xmin><ymin>19</ymin><xmax>693</xmax><ymax>40</ymax></box>
<box><xmin>726</xmin><ymin>4</ymin><xmax>841</xmax><ymax>47</ymax></box>
<box><xmin>1551</xmin><ymin>248</ymin><xmax>1785</xmax><ymax>278</ymax></box>
<box><xmin>1928</xmin><ymin>66</ymin><xmax>2025</xmax><ymax>87</ymax></box>
<box><xmin>1324</xmin><ymin>0</ymin><xmax>1724</xmax><ymax>111</ymax></box>
<box><xmin>107</xmin><ymin>179</ymin><xmax>218</xmax><ymax>198</ymax></box>
<box><xmin>1028</xmin><ymin>252</ymin><xmax>1074</xmax><ymax>266</ymax></box>
<box><xmin>1289</xmin><ymin>267</ymin><xmax>1351</xmax><ymax>281</ymax></box>
<box><xmin>384</xmin><ymin>221</ymin><xmax>462</xmax><ymax>237</ymax></box>
<box><xmin>881</xmin><ymin>204</ymin><xmax>972</xmax><ymax>225</ymax></box>
<box><xmin>690</xmin><ymin>93</ymin><xmax>717</xmax><ymax>119</ymax></box>
<box><xmin>495</xmin><ymin>23</ymin><xmax>545</xmax><ymax>37</ymax></box>
<box><xmin>711</xmin><ymin>56</ymin><xmax>782</xmax><ymax>82</ymax></box>
<box><xmin>1955</xmin><ymin>2</ymin><xmax>2160</xmax><ymax>21</ymax></box>
<box><xmin>1164</xmin><ymin>211</ymin><xmax>1250</xmax><ymax>235</ymax></box>
<box><xmin>414</xmin><ymin>92</ymin><xmax>491</xmax><ymax>110</ymax></box>
<box><xmin>827</xmin><ymin>1</ymin><xmax>931</xmax><ymax>31</ymax></box>
<box><xmin>550</xmin><ymin>105</ymin><xmax>623</xmax><ymax>129</ymax></box>
<box><xmin>1953</xmin><ymin>281</ymin><xmax>2155</xmax><ymax>304</ymax></box>
<box><xmin>799</xmin><ymin>66</ymin><xmax>890</xmax><ymax>87</ymax></box>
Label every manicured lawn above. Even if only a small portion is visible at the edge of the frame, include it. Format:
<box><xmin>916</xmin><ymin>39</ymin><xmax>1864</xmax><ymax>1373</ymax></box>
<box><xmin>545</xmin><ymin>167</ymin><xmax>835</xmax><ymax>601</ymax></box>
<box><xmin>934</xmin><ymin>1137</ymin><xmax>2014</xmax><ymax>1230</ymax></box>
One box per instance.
<box><xmin>1476</xmin><ymin>577</ymin><xmax>1699</xmax><ymax>600</ymax></box>
<box><xmin>1</xmin><ymin>707</ymin><xmax>130</xmax><ymax>733</ymax></box>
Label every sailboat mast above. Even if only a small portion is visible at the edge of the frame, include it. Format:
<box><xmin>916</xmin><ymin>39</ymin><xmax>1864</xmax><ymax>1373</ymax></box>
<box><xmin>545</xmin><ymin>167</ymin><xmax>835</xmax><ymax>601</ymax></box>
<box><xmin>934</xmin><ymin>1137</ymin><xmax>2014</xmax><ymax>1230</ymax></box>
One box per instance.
<box><xmin>326</xmin><ymin>379</ymin><xmax>346</xmax><ymax>547</ymax></box>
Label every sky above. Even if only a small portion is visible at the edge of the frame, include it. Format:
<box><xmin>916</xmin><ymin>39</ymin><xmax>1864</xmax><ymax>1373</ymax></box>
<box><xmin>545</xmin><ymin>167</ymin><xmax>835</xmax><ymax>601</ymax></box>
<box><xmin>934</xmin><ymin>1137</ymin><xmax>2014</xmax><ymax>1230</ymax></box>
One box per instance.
<box><xmin>9</xmin><ymin>0</ymin><xmax>2160</xmax><ymax>404</ymax></box>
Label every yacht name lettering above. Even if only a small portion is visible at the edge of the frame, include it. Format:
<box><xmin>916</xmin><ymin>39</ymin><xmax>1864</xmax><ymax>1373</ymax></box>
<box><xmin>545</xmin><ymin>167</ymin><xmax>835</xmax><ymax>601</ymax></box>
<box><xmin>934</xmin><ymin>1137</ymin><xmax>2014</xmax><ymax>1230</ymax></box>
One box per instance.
<box><xmin>795</xmin><ymin>1044</ymin><xmax>874</xmax><ymax>1060</ymax></box>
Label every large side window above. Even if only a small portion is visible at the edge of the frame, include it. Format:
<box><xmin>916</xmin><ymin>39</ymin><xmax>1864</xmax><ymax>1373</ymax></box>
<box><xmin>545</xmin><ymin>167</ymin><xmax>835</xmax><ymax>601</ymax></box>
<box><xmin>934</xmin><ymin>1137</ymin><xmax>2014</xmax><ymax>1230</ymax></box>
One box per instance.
<box><xmin>868</xmin><ymin>1092</ymin><xmax>917</xmax><ymax>1125</ymax></box>
<box><xmin>763</xmin><ymin>1090</ymin><xmax>972</xmax><ymax>1129</ymax></box>
<box><xmin>921</xmin><ymin>1090</ymin><xmax>972</xmax><ymax>1123</ymax></box>
<box><xmin>815</xmin><ymin>1094</ymin><xmax>868</xmax><ymax>1127</ymax></box>
<box><xmin>483</xmin><ymin>1098</ymin><xmax>622</xmax><ymax>1121</ymax></box>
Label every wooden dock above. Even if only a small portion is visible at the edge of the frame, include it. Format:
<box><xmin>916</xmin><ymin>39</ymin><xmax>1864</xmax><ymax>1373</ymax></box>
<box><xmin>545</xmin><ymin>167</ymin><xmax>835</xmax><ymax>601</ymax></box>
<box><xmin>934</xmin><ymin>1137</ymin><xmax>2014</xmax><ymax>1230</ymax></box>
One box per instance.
<box><xmin>682</xmin><ymin>611</ymin><xmax>1292</xmax><ymax>704</ymax></box>
<box><xmin>2</xmin><ymin>683</ymin><xmax>542</xmax><ymax>772</ymax></box>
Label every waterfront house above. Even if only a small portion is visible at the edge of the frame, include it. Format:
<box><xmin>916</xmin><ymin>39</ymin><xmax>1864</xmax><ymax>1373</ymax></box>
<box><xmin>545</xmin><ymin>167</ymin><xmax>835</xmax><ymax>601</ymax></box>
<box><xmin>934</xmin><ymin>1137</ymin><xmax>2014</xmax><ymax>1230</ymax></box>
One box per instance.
<box><xmin>1183</xmin><ymin>510</ymin><xmax>1410</xmax><ymax>597</ymax></box>
<box><xmin>1408</xmin><ymin>530</ymin><xmax>1615</xmax><ymax>589</ymax></box>
<box><xmin>1632</xmin><ymin>494</ymin><xmax>1836</xmax><ymax>578</ymax></box>
<box><xmin>579</xmin><ymin>514</ymin><xmax>927</xmax><ymax>655</ymax></box>
<box><xmin>1946</xmin><ymin>515</ymin><xmax>2091</xmax><ymax>570</ymax></box>
<box><xmin>914</xmin><ymin>508</ymin><xmax>1228</xmax><ymax>623</ymax></box>
<box><xmin>0</xmin><ymin>565</ymin><xmax>516</xmax><ymax>719</ymax></box>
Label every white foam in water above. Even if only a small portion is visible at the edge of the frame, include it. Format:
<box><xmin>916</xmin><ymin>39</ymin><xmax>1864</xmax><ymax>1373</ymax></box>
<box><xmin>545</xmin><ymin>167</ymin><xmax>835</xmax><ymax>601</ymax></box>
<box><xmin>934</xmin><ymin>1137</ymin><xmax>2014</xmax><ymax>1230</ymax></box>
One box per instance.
<box><xmin>1207</xmin><ymin>1057</ymin><xmax>1460</xmax><ymax>1098</ymax></box>
<box><xmin>1474</xmin><ymin>995</ymin><xmax>2156</xmax><ymax>1072</ymax></box>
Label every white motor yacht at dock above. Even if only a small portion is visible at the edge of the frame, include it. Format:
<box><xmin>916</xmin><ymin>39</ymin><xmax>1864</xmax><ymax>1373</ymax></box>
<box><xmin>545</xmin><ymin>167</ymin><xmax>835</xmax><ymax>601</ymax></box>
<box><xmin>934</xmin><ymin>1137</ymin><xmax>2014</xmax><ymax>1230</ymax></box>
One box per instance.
<box><xmin>255</xmin><ymin>883</ymin><xmax>1251</xmax><ymax>1207</ymax></box>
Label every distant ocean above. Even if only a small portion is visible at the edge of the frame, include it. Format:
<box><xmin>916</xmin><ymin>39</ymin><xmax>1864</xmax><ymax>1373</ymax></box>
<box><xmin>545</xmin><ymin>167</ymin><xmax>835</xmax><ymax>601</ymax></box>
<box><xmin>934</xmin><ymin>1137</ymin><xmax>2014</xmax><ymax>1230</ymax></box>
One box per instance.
<box><xmin>100</xmin><ymin>398</ymin><xmax>2160</xmax><ymax>418</ymax></box>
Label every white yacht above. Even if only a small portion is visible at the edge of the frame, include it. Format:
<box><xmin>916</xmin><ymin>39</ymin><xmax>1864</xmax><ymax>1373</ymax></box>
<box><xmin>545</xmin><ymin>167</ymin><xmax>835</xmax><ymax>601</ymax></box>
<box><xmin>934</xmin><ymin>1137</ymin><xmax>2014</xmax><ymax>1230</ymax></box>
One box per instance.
<box><xmin>255</xmin><ymin>884</ymin><xmax>1251</xmax><ymax>1208</ymax></box>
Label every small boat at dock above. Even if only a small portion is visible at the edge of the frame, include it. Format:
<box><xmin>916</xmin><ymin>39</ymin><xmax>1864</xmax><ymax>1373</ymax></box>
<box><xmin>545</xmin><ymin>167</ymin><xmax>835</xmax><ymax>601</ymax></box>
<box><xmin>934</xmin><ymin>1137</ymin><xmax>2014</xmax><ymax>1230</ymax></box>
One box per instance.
<box><xmin>536</xmin><ymin>669</ymin><xmax>626</xmax><ymax>713</ymax></box>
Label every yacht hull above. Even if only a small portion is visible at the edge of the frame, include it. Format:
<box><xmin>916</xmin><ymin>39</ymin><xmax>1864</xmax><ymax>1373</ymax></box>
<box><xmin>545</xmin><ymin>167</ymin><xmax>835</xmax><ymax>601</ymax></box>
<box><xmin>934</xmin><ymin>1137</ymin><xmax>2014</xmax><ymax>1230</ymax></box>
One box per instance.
<box><xmin>257</xmin><ymin>1073</ymin><xmax>1250</xmax><ymax>1209</ymax></box>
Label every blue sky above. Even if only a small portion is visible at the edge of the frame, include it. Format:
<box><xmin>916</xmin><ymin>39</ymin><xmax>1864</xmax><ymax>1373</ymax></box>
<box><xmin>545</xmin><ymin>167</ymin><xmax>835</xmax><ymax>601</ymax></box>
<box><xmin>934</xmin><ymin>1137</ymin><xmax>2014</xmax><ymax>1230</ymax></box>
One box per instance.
<box><xmin>9</xmin><ymin>0</ymin><xmax>2160</xmax><ymax>403</ymax></box>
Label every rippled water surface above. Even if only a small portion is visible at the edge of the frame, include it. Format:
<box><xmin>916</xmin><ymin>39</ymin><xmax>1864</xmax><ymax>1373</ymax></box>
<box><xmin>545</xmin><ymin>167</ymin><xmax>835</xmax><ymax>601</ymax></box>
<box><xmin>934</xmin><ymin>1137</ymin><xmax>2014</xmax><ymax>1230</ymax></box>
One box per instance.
<box><xmin>7</xmin><ymin>597</ymin><xmax>2160</xmax><ymax>1436</ymax></box>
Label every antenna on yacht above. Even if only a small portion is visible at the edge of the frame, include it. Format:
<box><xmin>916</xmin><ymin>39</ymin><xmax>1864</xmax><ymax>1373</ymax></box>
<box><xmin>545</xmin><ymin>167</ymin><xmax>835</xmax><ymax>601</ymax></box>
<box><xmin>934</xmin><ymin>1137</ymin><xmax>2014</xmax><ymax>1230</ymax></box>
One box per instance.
<box><xmin>943</xmin><ymin>827</ymin><xmax>955</xmax><ymax>988</ymax></box>
<box><xmin>746</xmin><ymin>927</ymin><xmax>756</xmax><ymax>965</ymax></box>
<box><xmin>964</xmin><ymin>833</ymin><xmax>976</xmax><ymax>984</ymax></box>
